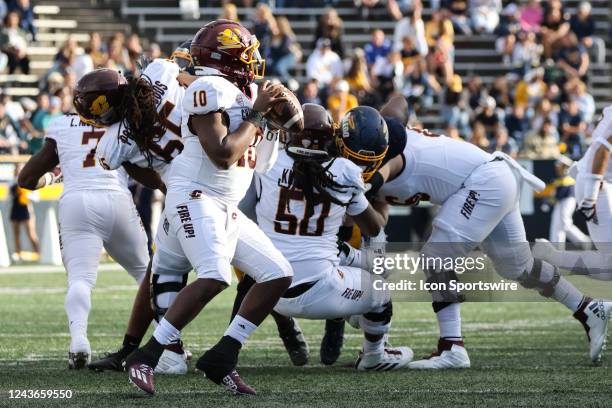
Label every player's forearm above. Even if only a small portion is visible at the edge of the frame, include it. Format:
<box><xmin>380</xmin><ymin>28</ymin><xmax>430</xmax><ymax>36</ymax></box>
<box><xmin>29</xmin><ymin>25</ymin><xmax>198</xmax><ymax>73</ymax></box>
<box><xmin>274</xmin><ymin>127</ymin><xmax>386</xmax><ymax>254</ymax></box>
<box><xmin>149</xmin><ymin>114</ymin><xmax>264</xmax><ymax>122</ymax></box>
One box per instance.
<box><xmin>214</xmin><ymin>121</ymin><xmax>259</xmax><ymax>169</ymax></box>
<box><xmin>591</xmin><ymin>140</ymin><xmax>611</xmax><ymax>176</ymax></box>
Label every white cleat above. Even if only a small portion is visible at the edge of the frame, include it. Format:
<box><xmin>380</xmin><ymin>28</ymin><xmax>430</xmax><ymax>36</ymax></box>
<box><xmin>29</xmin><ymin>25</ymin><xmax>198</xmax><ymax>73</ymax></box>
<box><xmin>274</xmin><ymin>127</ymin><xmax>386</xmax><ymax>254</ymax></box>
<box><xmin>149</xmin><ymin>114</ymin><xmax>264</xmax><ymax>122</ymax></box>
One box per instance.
<box><xmin>408</xmin><ymin>339</ymin><xmax>470</xmax><ymax>369</ymax></box>
<box><xmin>579</xmin><ymin>300</ymin><xmax>612</xmax><ymax>363</ymax></box>
<box><xmin>154</xmin><ymin>349</ymin><xmax>188</xmax><ymax>375</ymax></box>
<box><xmin>532</xmin><ymin>238</ymin><xmax>557</xmax><ymax>263</ymax></box>
<box><xmin>355</xmin><ymin>346</ymin><xmax>413</xmax><ymax>371</ymax></box>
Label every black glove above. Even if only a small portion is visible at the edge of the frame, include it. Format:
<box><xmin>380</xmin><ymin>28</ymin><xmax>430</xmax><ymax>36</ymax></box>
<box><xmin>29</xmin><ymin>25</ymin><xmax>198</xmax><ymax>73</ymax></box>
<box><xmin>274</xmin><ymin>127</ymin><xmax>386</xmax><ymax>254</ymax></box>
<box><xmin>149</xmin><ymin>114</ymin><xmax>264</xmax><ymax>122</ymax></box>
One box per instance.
<box><xmin>578</xmin><ymin>199</ymin><xmax>598</xmax><ymax>224</ymax></box>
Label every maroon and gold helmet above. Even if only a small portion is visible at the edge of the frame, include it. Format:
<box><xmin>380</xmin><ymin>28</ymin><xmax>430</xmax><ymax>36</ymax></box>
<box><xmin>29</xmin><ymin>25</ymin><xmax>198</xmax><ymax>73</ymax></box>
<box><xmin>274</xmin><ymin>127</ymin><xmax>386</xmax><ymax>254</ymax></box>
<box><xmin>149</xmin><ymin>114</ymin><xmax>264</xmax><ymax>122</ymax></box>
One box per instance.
<box><xmin>190</xmin><ymin>19</ymin><xmax>265</xmax><ymax>86</ymax></box>
<box><xmin>286</xmin><ymin>103</ymin><xmax>335</xmax><ymax>161</ymax></box>
<box><xmin>73</xmin><ymin>68</ymin><xmax>127</xmax><ymax>127</ymax></box>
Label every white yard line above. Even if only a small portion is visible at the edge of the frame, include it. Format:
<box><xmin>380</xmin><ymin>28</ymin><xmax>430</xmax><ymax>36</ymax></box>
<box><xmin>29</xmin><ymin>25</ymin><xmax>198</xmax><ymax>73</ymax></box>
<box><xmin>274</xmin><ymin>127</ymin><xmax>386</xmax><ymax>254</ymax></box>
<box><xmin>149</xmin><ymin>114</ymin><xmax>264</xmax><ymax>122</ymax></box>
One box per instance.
<box><xmin>0</xmin><ymin>264</ymin><xmax>121</xmax><ymax>275</ymax></box>
<box><xmin>0</xmin><ymin>285</ymin><xmax>136</xmax><ymax>295</ymax></box>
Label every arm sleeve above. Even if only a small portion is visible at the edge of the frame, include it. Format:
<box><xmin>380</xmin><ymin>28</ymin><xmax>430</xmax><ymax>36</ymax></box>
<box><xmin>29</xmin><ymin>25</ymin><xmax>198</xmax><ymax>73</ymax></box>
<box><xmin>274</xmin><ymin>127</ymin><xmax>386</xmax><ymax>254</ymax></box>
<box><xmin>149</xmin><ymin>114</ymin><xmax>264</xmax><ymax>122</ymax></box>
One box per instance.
<box><xmin>344</xmin><ymin>164</ymin><xmax>370</xmax><ymax>216</ymax></box>
<box><xmin>255</xmin><ymin>126</ymin><xmax>279</xmax><ymax>174</ymax></box>
<box><xmin>182</xmin><ymin>78</ymin><xmax>234</xmax><ymax>116</ymax></box>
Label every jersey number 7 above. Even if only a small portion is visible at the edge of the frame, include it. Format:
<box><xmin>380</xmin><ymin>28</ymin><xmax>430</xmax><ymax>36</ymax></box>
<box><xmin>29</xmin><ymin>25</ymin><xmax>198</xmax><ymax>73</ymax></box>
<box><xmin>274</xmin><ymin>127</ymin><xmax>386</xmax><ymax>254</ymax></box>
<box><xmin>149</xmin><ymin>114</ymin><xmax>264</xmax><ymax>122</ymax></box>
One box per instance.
<box><xmin>274</xmin><ymin>187</ymin><xmax>330</xmax><ymax>236</ymax></box>
<box><xmin>82</xmin><ymin>130</ymin><xmax>105</xmax><ymax>168</ymax></box>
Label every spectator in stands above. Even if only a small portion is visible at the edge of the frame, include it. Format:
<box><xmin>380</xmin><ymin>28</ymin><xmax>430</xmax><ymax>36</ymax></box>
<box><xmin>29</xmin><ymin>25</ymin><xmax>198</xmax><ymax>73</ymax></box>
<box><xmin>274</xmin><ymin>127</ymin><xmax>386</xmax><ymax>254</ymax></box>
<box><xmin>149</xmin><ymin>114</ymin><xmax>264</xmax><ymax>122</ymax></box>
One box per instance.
<box><xmin>531</xmin><ymin>97</ymin><xmax>558</xmax><ymax>131</ymax></box>
<box><xmin>313</xmin><ymin>7</ymin><xmax>344</xmax><ymax>58</ymax></box>
<box><xmin>10</xmin><ymin>164</ymin><xmax>40</xmax><ymax>261</ymax></box>
<box><xmin>505</xmin><ymin>104</ymin><xmax>528</xmax><ymax>146</ymax></box>
<box><xmin>514</xmin><ymin>67</ymin><xmax>546</xmax><ymax>108</ymax></box>
<box><xmin>87</xmin><ymin>32</ymin><xmax>107</xmax><ymax>68</ymax></box>
<box><xmin>556</xmin><ymin>33</ymin><xmax>589</xmax><ymax>82</ymax></box>
<box><xmin>425</xmin><ymin>31</ymin><xmax>453</xmax><ymax>88</ymax></box>
<box><xmin>495</xmin><ymin>3</ymin><xmax>521</xmax><ymax>65</ymax></box>
<box><xmin>402</xmin><ymin>58</ymin><xmax>435</xmax><ymax>109</ymax></box>
<box><xmin>267</xmin><ymin>16</ymin><xmax>301</xmax><ymax>82</ymax></box>
<box><xmin>511</xmin><ymin>30</ymin><xmax>541</xmax><ymax>76</ymax></box>
<box><xmin>372</xmin><ymin>50</ymin><xmax>403</xmax><ymax>102</ymax></box>
<box><xmin>470</xmin><ymin>0</ymin><xmax>502</xmax><ymax>34</ymax></box>
<box><xmin>219</xmin><ymin>3</ymin><xmax>239</xmax><ymax>22</ymax></box>
<box><xmin>7</xmin><ymin>0</ymin><xmax>35</xmax><ymax>40</ymax></box>
<box><xmin>558</xmin><ymin>100</ymin><xmax>586</xmax><ymax>160</ymax></box>
<box><xmin>364</xmin><ymin>29</ymin><xmax>392</xmax><ymax>68</ymax></box>
<box><xmin>442</xmin><ymin>0</ymin><xmax>471</xmax><ymax>35</ymax></box>
<box><xmin>252</xmin><ymin>3</ymin><xmax>277</xmax><ymax>59</ymax></box>
<box><xmin>299</xmin><ymin>79</ymin><xmax>322</xmax><ymax>106</ymax></box>
<box><xmin>441</xmin><ymin>74</ymin><xmax>470</xmax><ymax>139</ymax></box>
<box><xmin>540</xmin><ymin>0</ymin><xmax>569</xmax><ymax>58</ymax></box>
<box><xmin>0</xmin><ymin>99</ymin><xmax>24</xmax><ymax>154</ymax></box>
<box><xmin>126</xmin><ymin>33</ymin><xmax>143</xmax><ymax>74</ymax></box>
<box><xmin>305</xmin><ymin>38</ymin><xmax>343</xmax><ymax>87</ymax></box>
<box><xmin>399</xmin><ymin>36</ymin><xmax>422</xmax><ymax>77</ymax></box>
<box><xmin>474</xmin><ymin>96</ymin><xmax>501</xmax><ymax>139</ymax></box>
<box><xmin>54</xmin><ymin>36</ymin><xmax>78</xmax><ymax>67</ymax></box>
<box><xmin>72</xmin><ymin>42</ymin><xmax>95</xmax><ymax>81</ymax></box>
<box><xmin>488</xmin><ymin>75</ymin><xmax>511</xmax><ymax>110</ymax></box>
<box><xmin>393</xmin><ymin>6</ymin><xmax>427</xmax><ymax>56</ymax></box>
<box><xmin>470</xmin><ymin>122</ymin><xmax>490</xmax><ymax>150</ymax></box>
<box><xmin>0</xmin><ymin>11</ymin><xmax>29</xmax><ymax>74</ymax></box>
<box><xmin>567</xmin><ymin>79</ymin><xmax>595</xmax><ymax>124</ymax></box>
<box><xmin>327</xmin><ymin>79</ymin><xmax>358</xmax><ymax>122</ymax></box>
<box><xmin>356</xmin><ymin>0</ymin><xmax>404</xmax><ymax>21</ymax></box>
<box><xmin>519</xmin><ymin>0</ymin><xmax>543</xmax><ymax>33</ymax></box>
<box><xmin>345</xmin><ymin>48</ymin><xmax>377</xmax><ymax>105</ymax></box>
<box><xmin>520</xmin><ymin>118</ymin><xmax>559</xmax><ymax>159</ymax></box>
<box><xmin>425</xmin><ymin>8</ymin><xmax>454</xmax><ymax>62</ymax></box>
<box><xmin>148</xmin><ymin>43</ymin><xmax>162</xmax><ymax>60</ymax></box>
<box><xmin>0</xmin><ymin>1</ymin><xmax>6</xmax><ymax>21</ymax></box>
<box><xmin>466</xmin><ymin>75</ymin><xmax>486</xmax><ymax>110</ymax></box>
<box><xmin>30</xmin><ymin>93</ymin><xmax>49</xmax><ymax>132</ymax></box>
<box><xmin>569</xmin><ymin>2</ymin><xmax>594</xmax><ymax>45</ymax></box>
<box><xmin>490</xmin><ymin>127</ymin><xmax>518</xmax><ymax>157</ymax></box>
<box><xmin>39</xmin><ymin>96</ymin><xmax>62</xmax><ymax>131</ymax></box>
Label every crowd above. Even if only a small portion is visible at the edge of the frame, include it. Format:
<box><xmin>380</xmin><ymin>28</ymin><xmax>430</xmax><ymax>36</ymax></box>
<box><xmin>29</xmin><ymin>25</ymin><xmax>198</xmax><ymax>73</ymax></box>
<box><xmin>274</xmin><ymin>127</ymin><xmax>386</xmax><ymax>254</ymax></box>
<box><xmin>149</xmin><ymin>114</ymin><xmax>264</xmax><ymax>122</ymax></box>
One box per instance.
<box><xmin>0</xmin><ymin>0</ymin><xmax>605</xmax><ymax>162</ymax></box>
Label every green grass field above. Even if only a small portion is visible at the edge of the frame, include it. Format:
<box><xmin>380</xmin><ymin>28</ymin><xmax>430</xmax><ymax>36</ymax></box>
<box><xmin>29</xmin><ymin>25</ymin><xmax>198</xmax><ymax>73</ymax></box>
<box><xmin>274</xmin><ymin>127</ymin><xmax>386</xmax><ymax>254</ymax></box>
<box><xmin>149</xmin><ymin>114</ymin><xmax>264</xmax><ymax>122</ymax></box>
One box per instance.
<box><xmin>0</xmin><ymin>264</ymin><xmax>610</xmax><ymax>407</ymax></box>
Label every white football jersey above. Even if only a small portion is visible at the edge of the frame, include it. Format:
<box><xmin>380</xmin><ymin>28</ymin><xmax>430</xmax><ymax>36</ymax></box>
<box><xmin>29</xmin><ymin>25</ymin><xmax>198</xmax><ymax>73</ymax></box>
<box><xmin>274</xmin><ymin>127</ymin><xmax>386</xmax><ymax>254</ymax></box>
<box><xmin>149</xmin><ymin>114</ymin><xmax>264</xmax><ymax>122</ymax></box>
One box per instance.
<box><xmin>256</xmin><ymin>150</ymin><xmax>369</xmax><ymax>283</ymax></box>
<box><xmin>45</xmin><ymin>115</ymin><xmax>128</xmax><ymax>196</ymax></box>
<box><xmin>577</xmin><ymin>105</ymin><xmax>612</xmax><ymax>181</ymax></box>
<box><xmin>377</xmin><ymin>128</ymin><xmax>492</xmax><ymax>205</ymax></box>
<box><xmin>168</xmin><ymin>75</ymin><xmax>260</xmax><ymax>205</ymax></box>
<box><xmin>95</xmin><ymin>59</ymin><xmax>185</xmax><ymax>183</ymax></box>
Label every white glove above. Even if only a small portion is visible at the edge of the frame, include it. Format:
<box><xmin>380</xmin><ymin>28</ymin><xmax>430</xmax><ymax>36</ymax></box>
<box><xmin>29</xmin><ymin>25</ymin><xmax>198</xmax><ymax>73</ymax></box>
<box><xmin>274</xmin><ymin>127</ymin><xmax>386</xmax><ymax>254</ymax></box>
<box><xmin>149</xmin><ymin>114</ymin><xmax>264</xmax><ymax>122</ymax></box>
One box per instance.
<box><xmin>578</xmin><ymin>173</ymin><xmax>603</xmax><ymax>224</ymax></box>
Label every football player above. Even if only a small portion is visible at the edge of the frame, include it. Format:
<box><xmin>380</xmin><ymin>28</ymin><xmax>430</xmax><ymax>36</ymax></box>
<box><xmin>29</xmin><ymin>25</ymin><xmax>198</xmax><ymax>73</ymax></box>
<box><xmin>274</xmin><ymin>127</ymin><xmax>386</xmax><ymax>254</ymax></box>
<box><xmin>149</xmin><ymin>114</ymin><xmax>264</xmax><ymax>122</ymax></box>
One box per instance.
<box><xmin>17</xmin><ymin>70</ymin><xmax>151</xmax><ymax>369</ymax></box>
<box><xmin>125</xmin><ymin>20</ymin><xmax>293</xmax><ymax>396</ymax></box>
<box><xmin>363</xmin><ymin>97</ymin><xmax>611</xmax><ymax>367</ymax></box>
<box><xmin>84</xmin><ymin>44</ymin><xmax>190</xmax><ymax>374</ymax></box>
<box><xmin>254</xmin><ymin>104</ymin><xmax>413</xmax><ymax>370</ymax></box>
<box><xmin>534</xmin><ymin>106</ymin><xmax>612</xmax><ymax>282</ymax></box>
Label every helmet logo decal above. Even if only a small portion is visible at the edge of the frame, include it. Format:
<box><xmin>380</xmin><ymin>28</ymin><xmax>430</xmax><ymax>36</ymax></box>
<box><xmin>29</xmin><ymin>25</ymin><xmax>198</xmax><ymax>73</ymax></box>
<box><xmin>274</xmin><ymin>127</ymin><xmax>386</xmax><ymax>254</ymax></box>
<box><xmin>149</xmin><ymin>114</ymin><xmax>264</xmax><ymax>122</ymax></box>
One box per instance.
<box><xmin>217</xmin><ymin>28</ymin><xmax>243</xmax><ymax>50</ymax></box>
<box><xmin>341</xmin><ymin>116</ymin><xmax>355</xmax><ymax>138</ymax></box>
<box><xmin>90</xmin><ymin>95</ymin><xmax>110</xmax><ymax>116</ymax></box>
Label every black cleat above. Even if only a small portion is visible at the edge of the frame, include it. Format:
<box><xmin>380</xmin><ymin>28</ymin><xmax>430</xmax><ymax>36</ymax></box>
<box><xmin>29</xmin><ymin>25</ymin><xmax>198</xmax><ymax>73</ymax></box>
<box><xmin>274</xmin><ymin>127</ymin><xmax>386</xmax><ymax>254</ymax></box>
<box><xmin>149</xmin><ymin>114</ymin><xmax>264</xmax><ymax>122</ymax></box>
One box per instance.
<box><xmin>196</xmin><ymin>336</ymin><xmax>255</xmax><ymax>395</ymax></box>
<box><xmin>320</xmin><ymin>319</ymin><xmax>345</xmax><ymax>365</ymax></box>
<box><xmin>89</xmin><ymin>347</ymin><xmax>132</xmax><ymax>372</ymax></box>
<box><xmin>275</xmin><ymin>314</ymin><xmax>309</xmax><ymax>366</ymax></box>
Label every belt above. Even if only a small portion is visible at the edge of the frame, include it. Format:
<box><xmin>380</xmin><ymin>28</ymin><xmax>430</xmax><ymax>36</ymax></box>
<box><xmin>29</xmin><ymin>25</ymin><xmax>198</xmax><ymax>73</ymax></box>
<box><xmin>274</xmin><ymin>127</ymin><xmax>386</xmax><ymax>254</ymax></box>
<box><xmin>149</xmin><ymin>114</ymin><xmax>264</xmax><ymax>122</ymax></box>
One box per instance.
<box><xmin>282</xmin><ymin>280</ymin><xmax>318</xmax><ymax>298</ymax></box>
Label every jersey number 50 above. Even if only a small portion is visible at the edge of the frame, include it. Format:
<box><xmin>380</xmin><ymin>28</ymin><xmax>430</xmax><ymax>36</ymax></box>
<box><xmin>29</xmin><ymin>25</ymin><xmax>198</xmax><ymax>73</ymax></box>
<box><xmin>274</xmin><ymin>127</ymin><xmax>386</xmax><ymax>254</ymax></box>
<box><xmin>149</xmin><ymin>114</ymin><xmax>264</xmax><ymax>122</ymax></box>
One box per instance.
<box><xmin>274</xmin><ymin>187</ymin><xmax>330</xmax><ymax>236</ymax></box>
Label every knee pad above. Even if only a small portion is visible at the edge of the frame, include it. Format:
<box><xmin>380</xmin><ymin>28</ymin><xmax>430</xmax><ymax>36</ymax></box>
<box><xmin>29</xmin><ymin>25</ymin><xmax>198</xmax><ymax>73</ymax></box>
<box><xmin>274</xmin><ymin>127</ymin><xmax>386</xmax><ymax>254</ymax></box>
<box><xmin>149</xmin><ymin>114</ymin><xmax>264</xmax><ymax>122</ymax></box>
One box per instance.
<box><xmin>517</xmin><ymin>259</ymin><xmax>560</xmax><ymax>298</ymax></box>
<box><xmin>360</xmin><ymin>302</ymin><xmax>393</xmax><ymax>335</ymax></box>
<box><xmin>150</xmin><ymin>273</ymin><xmax>188</xmax><ymax>321</ymax></box>
<box><xmin>424</xmin><ymin>268</ymin><xmax>466</xmax><ymax>304</ymax></box>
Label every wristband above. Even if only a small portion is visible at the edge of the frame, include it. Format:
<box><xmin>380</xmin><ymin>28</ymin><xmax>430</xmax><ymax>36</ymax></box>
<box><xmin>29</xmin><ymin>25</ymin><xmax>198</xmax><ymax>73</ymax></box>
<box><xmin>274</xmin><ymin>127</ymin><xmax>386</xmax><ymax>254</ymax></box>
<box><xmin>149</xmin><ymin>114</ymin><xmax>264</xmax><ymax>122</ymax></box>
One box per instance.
<box><xmin>245</xmin><ymin>109</ymin><xmax>265</xmax><ymax>129</ymax></box>
<box><xmin>583</xmin><ymin>173</ymin><xmax>603</xmax><ymax>202</ymax></box>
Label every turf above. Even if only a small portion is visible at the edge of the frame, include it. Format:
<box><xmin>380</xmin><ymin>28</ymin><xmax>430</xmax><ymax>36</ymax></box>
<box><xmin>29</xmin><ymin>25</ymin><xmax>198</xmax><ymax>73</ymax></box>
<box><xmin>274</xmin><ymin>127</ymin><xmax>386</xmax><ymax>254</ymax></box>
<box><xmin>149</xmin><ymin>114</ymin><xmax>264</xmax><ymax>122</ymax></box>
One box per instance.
<box><xmin>0</xmin><ymin>265</ymin><xmax>610</xmax><ymax>407</ymax></box>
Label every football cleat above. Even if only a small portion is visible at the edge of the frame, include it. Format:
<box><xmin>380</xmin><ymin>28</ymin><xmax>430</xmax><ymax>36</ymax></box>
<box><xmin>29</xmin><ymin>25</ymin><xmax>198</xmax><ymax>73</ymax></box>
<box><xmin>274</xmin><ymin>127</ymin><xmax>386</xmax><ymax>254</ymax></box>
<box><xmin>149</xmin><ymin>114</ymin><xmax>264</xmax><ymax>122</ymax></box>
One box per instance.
<box><xmin>574</xmin><ymin>299</ymin><xmax>612</xmax><ymax>363</ymax></box>
<box><xmin>68</xmin><ymin>352</ymin><xmax>91</xmax><ymax>370</ymax></box>
<box><xmin>408</xmin><ymin>338</ymin><xmax>471</xmax><ymax>369</ymax></box>
<box><xmin>88</xmin><ymin>347</ymin><xmax>132</xmax><ymax>372</ymax></box>
<box><xmin>276</xmin><ymin>315</ymin><xmax>310</xmax><ymax>366</ymax></box>
<box><xmin>154</xmin><ymin>349</ymin><xmax>188</xmax><ymax>375</ymax></box>
<box><xmin>320</xmin><ymin>319</ymin><xmax>345</xmax><ymax>365</ymax></box>
<box><xmin>218</xmin><ymin>370</ymin><xmax>257</xmax><ymax>395</ymax></box>
<box><xmin>128</xmin><ymin>363</ymin><xmax>155</xmax><ymax>395</ymax></box>
<box><xmin>355</xmin><ymin>346</ymin><xmax>413</xmax><ymax>371</ymax></box>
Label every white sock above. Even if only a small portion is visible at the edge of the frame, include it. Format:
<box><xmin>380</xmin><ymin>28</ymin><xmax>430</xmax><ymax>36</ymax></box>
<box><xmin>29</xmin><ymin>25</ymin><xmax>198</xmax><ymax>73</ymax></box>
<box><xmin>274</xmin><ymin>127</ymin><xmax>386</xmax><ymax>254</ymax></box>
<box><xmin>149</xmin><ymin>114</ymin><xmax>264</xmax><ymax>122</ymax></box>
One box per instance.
<box><xmin>551</xmin><ymin>278</ymin><xmax>584</xmax><ymax>312</ymax></box>
<box><xmin>153</xmin><ymin>318</ymin><xmax>181</xmax><ymax>345</ymax></box>
<box><xmin>437</xmin><ymin>303</ymin><xmax>462</xmax><ymax>340</ymax></box>
<box><xmin>224</xmin><ymin>315</ymin><xmax>257</xmax><ymax>345</ymax></box>
<box><xmin>65</xmin><ymin>280</ymin><xmax>92</xmax><ymax>350</ymax></box>
<box><xmin>363</xmin><ymin>337</ymin><xmax>384</xmax><ymax>354</ymax></box>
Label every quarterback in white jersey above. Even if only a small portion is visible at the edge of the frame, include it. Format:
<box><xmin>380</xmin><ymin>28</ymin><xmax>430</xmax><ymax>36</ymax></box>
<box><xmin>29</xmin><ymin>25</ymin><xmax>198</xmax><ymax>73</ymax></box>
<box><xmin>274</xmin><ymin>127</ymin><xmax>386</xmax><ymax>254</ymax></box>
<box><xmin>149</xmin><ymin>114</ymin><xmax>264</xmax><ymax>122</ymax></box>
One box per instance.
<box><xmin>366</xmin><ymin>103</ymin><xmax>610</xmax><ymax>367</ymax></box>
<box><xmin>534</xmin><ymin>106</ymin><xmax>612</xmax><ymax>281</ymax></box>
<box><xmin>256</xmin><ymin>104</ymin><xmax>413</xmax><ymax>371</ymax></box>
<box><xmin>126</xmin><ymin>20</ymin><xmax>292</xmax><ymax>397</ymax></box>
<box><xmin>18</xmin><ymin>114</ymin><xmax>149</xmax><ymax>370</ymax></box>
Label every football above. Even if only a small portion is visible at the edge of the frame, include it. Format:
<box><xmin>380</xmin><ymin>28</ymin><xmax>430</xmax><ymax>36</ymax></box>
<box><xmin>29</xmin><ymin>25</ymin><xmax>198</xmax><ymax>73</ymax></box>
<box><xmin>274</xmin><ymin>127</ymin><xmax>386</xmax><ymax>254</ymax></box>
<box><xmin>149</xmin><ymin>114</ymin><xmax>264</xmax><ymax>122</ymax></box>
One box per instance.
<box><xmin>265</xmin><ymin>88</ymin><xmax>304</xmax><ymax>133</ymax></box>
